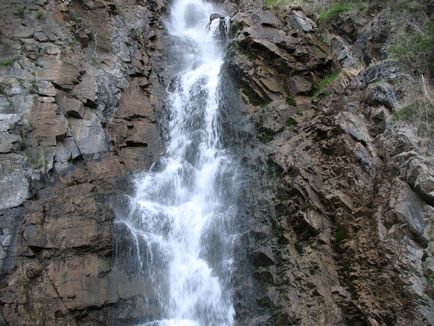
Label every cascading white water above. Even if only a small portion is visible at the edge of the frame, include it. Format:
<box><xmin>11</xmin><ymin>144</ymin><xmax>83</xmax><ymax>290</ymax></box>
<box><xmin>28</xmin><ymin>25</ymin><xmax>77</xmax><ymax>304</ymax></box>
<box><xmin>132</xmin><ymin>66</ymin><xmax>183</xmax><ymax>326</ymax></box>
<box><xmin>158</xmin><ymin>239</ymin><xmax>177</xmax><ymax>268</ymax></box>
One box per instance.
<box><xmin>119</xmin><ymin>0</ymin><xmax>237</xmax><ymax>325</ymax></box>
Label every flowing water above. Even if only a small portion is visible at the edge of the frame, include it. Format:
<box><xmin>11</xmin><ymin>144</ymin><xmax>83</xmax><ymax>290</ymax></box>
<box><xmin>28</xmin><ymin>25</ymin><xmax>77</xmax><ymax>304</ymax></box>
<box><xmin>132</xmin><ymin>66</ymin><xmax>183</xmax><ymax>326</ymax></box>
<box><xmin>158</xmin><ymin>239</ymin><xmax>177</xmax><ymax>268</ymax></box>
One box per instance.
<box><xmin>119</xmin><ymin>0</ymin><xmax>238</xmax><ymax>325</ymax></box>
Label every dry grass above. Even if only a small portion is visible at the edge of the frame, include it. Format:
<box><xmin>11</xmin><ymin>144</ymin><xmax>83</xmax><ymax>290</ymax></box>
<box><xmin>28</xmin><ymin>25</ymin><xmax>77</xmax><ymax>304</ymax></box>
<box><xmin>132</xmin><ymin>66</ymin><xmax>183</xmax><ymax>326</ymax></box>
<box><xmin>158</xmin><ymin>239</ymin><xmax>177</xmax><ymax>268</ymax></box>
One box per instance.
<box><xmin>394</xmin><ymin>76</ymin><xmax>434</xmax><ymax>140</ymax></box>
<box><xmin>313</xmin><ymin>66</ymin><xmax>362</xmax><ymax>98</ymax></box>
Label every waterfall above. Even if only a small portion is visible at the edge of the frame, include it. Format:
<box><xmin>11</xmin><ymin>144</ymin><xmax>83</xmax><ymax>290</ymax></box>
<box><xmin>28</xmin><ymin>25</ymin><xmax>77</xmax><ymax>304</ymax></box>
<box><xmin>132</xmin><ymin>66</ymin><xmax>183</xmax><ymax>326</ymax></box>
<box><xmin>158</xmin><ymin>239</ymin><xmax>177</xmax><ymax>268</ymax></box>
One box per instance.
<box><xmin>118</xmin><ymin>0</ymin><xmax>238</xmax><ymax>325</ymax></box>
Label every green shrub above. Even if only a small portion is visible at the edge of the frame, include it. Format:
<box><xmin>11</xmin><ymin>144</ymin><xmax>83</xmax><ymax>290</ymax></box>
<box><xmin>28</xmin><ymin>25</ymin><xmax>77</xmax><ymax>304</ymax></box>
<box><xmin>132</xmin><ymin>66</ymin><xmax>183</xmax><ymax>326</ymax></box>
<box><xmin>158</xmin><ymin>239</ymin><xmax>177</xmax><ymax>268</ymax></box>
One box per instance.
<box><xmin>335</xmin><ymin>227</ymin><xmax>348</xmax><ymax>243</ymax></box>
<box><xmin>286</xmin><ymin>116</ymin><xmax>298</xmax><ymax>129</ymax></box>
<box><xmin>0</xmin><ymin>57</ymin><xmax>16</xmax><ymax>67</ymax></box>
<box><xmin>389</xmin><ymin>23</ymin><xmax>434</xmax><ymax>76</ymax></box>
<box><xmin>15</xmin><ymin>6</ymin><xmax>25</xmax><ymax>18</ymax></box>
<box><xmin>265</xmin><ymin>0</ymin><xmax>292</xmax><ymax>8</ymax></box>
<box><xmin>36</xmin><ymin>10</ymin><xmax>44</xmax><ymax>20</ymax></box>
<box><xmin>318</xmin><ymin>1</ymin><xmax>365</xmax><ymax>24</ymax></box>
<box><xmin>286</xmin><ymin>95</ymin><xmax>296</xmax><ymax>106</ymax></box>
<box><xmin>28</xmin><ymin>151</ymin><xmax>47</xmax><ymax>170</ymax></box>
<box><xmin>0</xmin><ymin>82</ymin><xmax>7</xmax><ymax>95</ymax></box>
<box><xmin>312</xmin><ymin>71</ymin><xmax>340</xmax><ymax>98</ymax></box>
<box><xmin>394</xmin><ymin>100</ymin><xmax>434</xmax><ymax>139</ymax></box>
<box><xmin>29</xmin><ymin>80</ymin><xmax>38</xmax><ymax>94</ymax></box>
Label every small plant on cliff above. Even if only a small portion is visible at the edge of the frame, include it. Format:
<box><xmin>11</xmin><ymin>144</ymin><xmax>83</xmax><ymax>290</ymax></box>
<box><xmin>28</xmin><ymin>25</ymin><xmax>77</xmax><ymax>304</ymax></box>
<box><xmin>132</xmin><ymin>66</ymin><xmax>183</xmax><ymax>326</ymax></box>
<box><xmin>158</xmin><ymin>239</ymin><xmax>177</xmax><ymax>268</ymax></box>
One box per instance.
<box><xmin>394</xmin><ymin>76</ymin><xmax>434</xmax><ymax>140</ymax></box>
<box><xmin>0</xmin><ymin>57</ymin><xmax>16</xmax><ymax>68</ymax></box>
<box><xmin>0</xmin><ymin>82</ymin><xmax>7</xmax><ymax>96</ymax></box>
<box><xmin>318</xmin><ymin>1</ymin><xmax>366</xmax><ymax>24</ymax></box>
<box><xmin>389</xmin><ymin>23</ymin><xmax>434</xmax><ymax>77</ymax></box>
<box><xmin>286</xmin><ymin>116</ymin><xmax>298</xmax><ymax>129</ymax></box>
<box><xmin>15</xmin><ymin>6</ymin><xmax>25</xmax><ymax>18</ymax></box>
<box><xmin>286</xmin><ymin>95</ymin><xmax>296</xmax><ymax>106</ymax></box>
<box><xmin>312</xmin><ymin>67</ymin><xmax>361</xmax><ymax>99</ymax></box>
<box><xmin>335</xmin><ymin>227</ymin><xmax>348</xmax><ymax>244</ymax></box>
<box><xmin>29</xmin><ymin>80</ymin><xmax>38</xmax><ymax>94</ymax></box>
<box><xmin>28</xmin><ymin>151</ymin><xmax>47</xmax><ymax>170</ymax></box>
<box><xmin>36</xmin><ymin>10</ymin><xmax>44</xmax><ymax>20</ymax></box>
<box><xmin>312</xmin><ymin>71</ymin><xmax>340</xmax><ymax>99</ymax></box>
<box><xmin>394</xmin><ymin>101</ymin><xmax>434</xmax><ymax>138</ymax></box>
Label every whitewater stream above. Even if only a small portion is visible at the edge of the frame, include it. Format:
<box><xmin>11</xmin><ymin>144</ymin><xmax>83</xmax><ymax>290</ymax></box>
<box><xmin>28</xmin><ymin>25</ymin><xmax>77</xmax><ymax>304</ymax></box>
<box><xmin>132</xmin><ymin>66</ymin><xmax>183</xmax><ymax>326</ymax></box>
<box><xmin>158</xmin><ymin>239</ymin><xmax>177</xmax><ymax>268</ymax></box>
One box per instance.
<box><xmin>119</xmin><ymin>0</ymin><xmax>238</xmax><ymax>325</ymax></box>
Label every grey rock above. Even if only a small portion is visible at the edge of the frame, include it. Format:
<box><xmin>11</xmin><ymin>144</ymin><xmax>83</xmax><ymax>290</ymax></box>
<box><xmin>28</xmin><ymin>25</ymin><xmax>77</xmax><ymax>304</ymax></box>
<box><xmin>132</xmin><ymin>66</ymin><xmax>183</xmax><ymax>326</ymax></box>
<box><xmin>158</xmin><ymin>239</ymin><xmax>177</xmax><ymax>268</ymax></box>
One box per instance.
<box><xmin>338</xmin><ymin>111</ymin><xmax>372</xmax><ymax>144</ymax></box>
<box><xmin>37</xmin><ymin>80</ymin><xmax>57</xmax><ymax>97</ymax></box>
<box><xmin>251</xmin><ymin>10</ymin><xmax>282</xmax><ymax>28</ymax></box>
<box><xmin>407</xmin><ymin>159</ymin><xmax>434</xmax><ymax>206</ymax></box>
<box><xmin>0</xmin><ymin>114</ymin><xmax>20</xmax><ymax>132</ymax></box>
<box><xmin>57</xmin><ymin>95</ymin><xmax>86</xmax><ymax>118</ymax></box>
<box><xmin>0</xmin><ymin>132</ymin><xmax>21</xmax><ymax>153</ymax></box>
<box><xmin>34</xmin><ymin>31</ymin><xmax>48</xmax><ymax>42</ymax></box>
<box><xmin>360</xmin><ymin>60</ymin><xmax>400</xmax><ymax>85</ymax></box>
<box><xmin>69</xmin><ymin>112</ymin><xmax>109</xmax><ymax>155</ymax></box>
<box><xmin>287</xmin><ymin>10</ymin><xmax>316</xmax><ymax>32</ymax></box>
<box><xmin>331</xmin><ymin>35</ymin><xmax>359</xmax><ymax>68</ymax></box>
<box><xmin>393</xmin><ymin>182</ymin><xmax>429</xmax><ymax>244</ymax></box>
<box><xmin>72</xmin><ymin>74</ymin><xmax>98</xmax><ymax>107</ymax></box>
<box><xmin>1</xmin><ymin>234</ymin><xmax>12</xmax><ymax>247</ymax></box>
<box><xmin>249</xmin><ymin>246</ymin><xmax>275</xmax><ymax>267</ymax></box>
<box><xmin>366</xmin><ymin>82</ymin><xmax>398</xmax><ymax>110</ymax></box>
<box><xmin>0</xmin><ymin>174</ymin><xmax>28</xmax><ymax>210</ymax></box>
<box><xmin>424</xmin><ymin>257</ymin><xmax>434</xmax><ymax>277</ymax></box>
<box><xmin>54</xmin><ymin>136</ymin><xmax>81</xmax><ymax>171</ymax></box>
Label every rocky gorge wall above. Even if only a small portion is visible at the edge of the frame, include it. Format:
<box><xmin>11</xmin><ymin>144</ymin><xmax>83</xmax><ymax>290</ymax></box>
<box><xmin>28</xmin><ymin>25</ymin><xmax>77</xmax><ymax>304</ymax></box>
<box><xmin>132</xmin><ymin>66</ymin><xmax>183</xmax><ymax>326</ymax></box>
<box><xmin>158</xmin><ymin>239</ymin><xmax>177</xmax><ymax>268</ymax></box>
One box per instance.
<box><xmin>0</xmin><ymin>0</ymin><xmax>433</xmax><ymax>325</ymax></box>
<box><xmin>225</xmin><ymin>2</ymin><xmax>434</xmax><ymax>325</ymax></box>
<box><xmin>0</xmin><ymin>0</ymin><xmax>168</xmax><ymax>324</ymax></box>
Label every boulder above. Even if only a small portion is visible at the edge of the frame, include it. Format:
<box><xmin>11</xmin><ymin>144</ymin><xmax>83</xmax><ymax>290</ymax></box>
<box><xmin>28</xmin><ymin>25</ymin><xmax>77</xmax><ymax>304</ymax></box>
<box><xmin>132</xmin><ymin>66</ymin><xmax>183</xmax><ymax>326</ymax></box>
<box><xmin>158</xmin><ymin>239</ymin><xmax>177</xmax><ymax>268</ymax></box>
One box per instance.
<box><xmin>366</xmin><ymin>82</ymin><xmax>398</xmax><ymax>110</ymax></box>
<box><xmin>68</xmin><ymin>111</ymin><xmax>109</xmax><ymax>155</ymax></box>
<box><xmin>0</xmin><ymin>173</ymin><xmax>28</xmax><ymax>210</ymax></box>
<box><xmin>392</xmin><ymin>181</ymin><xmax>430</xmax><ymax>244</ymax></box>
<box><xmin>286</xmin><ymin>10</ymin><xmax>316</xmax><ymax>32</ymax></box>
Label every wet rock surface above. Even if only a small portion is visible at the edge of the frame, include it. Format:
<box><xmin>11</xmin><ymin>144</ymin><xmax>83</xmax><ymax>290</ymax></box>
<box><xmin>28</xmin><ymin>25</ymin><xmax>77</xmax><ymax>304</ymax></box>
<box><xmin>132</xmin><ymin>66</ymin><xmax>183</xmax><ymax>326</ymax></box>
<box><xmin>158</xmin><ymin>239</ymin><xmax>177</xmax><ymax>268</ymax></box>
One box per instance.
<box><xmin>1</xmin><ymin>0</ymin><xmax>434</xmax><ymax>325</ymax></box>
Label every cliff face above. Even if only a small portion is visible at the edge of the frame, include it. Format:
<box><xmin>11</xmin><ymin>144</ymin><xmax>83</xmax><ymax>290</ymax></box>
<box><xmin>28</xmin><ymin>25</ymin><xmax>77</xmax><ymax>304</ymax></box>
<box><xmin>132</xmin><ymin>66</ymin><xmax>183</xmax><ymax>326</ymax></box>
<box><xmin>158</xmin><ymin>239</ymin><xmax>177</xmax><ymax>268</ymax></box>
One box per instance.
<box><xmin>0</xmin><ymin>0</ymin><xmax>168</xmax><ymax>324</ymax></box>
<box><xmin>226</xmin><ymin>3</ymin><xmax>434</xmax><ymax>325</ymax></box>
<box><xmin>0</xmin><ymin>0</ymin><xmax>433</xmax><ymax>325</ymax></box>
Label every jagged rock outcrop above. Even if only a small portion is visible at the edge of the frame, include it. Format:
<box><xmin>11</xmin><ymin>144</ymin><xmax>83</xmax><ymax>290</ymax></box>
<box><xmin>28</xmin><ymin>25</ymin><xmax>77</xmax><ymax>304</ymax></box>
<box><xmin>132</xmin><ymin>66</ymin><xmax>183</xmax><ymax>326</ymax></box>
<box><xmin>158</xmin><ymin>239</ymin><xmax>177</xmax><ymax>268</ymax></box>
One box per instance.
<box><xmin>0</xmin><ymin>0</ymin><xmax>167</xmax><ymax>324</ymax></box>
<box><xmin>226</xmin><ymin>8</ymin><xmax>334</xmax><ymax>104</ymax></box>
<box><xmin>227</xmin><ymin>5</ymin><xmax>434</xmax><ymax>326</ymax></box>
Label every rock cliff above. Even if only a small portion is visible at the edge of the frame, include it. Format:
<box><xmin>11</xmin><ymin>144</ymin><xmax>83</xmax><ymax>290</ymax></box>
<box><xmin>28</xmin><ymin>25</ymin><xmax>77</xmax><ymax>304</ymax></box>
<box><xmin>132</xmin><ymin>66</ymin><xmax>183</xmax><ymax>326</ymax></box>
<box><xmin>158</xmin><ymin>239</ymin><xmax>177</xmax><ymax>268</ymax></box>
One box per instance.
<box><xmin>0</xmin><ymin>0</ymin><xmax>433</xmax><ymax>325</ymax></box>
<box><xmin>0</xmin><ymin>0</ymin><xmax>167</xmax><ymax>324</ymax></box>
<box><xmin>226</xmin><ymin>2</ymin><xmax>434</xmax><ymax>325</ymax></box>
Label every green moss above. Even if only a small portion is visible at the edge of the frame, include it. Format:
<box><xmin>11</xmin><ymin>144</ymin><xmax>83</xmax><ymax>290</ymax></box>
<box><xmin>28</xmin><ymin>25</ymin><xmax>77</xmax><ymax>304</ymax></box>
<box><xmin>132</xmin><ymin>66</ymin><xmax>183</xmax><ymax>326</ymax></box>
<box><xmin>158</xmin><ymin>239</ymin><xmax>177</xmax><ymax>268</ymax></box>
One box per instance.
<box><xmin>36</xmin><ymin>10</ymin><xmax>44</xmax><ymax>20</ymax></box>
<box><xmin>0</xmin><ymin>82</ymin><xmax>7</xmax><ymax>96</ymax></box>
<box><xmin>0</xmin><ymin>57</ymin><xmax>16</xmax><ymax>67</ymax></box>
<box><xmin>335</xmin><ymin>227</ymin><xmax>348</xmax><ymax>243</ymax></box>
<box><xmin>286</xmin><ymin>95</ymin><xmax>296</xmax><ymax>106</ymax></box>
<box><xmin>428</xmin><ymin>275</ymin><xmax>434</xmax><ymax>286</ymax></box>
<box><xmin>265</xmin><ymin>0</ymin><xmax>291</xmax><ymax>8</ymax></box>
<box><xmin>389</xmin><ymin>23</ymin><xmax>434</xmax><ymax>76</ymax></box>
<box><xmin>286</xmin><ymin>116</ymin><xmax>298</xmax><ymax>129</ymax></box>
<box><xmin>28</xmin><ymin>152</ymin><xmax>47</xmax><ymax>170</ymax></box>
<box><xmin>311</xmin><ymin>71</ymin><xmax>341</xmax><ymax>99</ymax></box>
<box><xmin>318</xmin><ymin>1</ymin><xmax>366</xmax><ymax>24</ymax></box>
<box><xmin>393</xmin><ymin>101</ymin><xmax>434</xmax><ymax>138</ymax></box>
<box><xmin>15</xmin><ymin>6</ymin><xmax>25</xmax><ymax>18</ymax></box>
<box><xmin>301</xmin><ymin>202</ymin><xmax>314</xmax><ymax>211</ymax></box>
<box><xmin>29</xmin><ymin>80</ymin><xmax>38</xmax><ymax>94</ymax></box>
<box><xmin>317</xmin><ymin>71</ymin><xmax>340</xmax><ymax>91</ymax></box>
